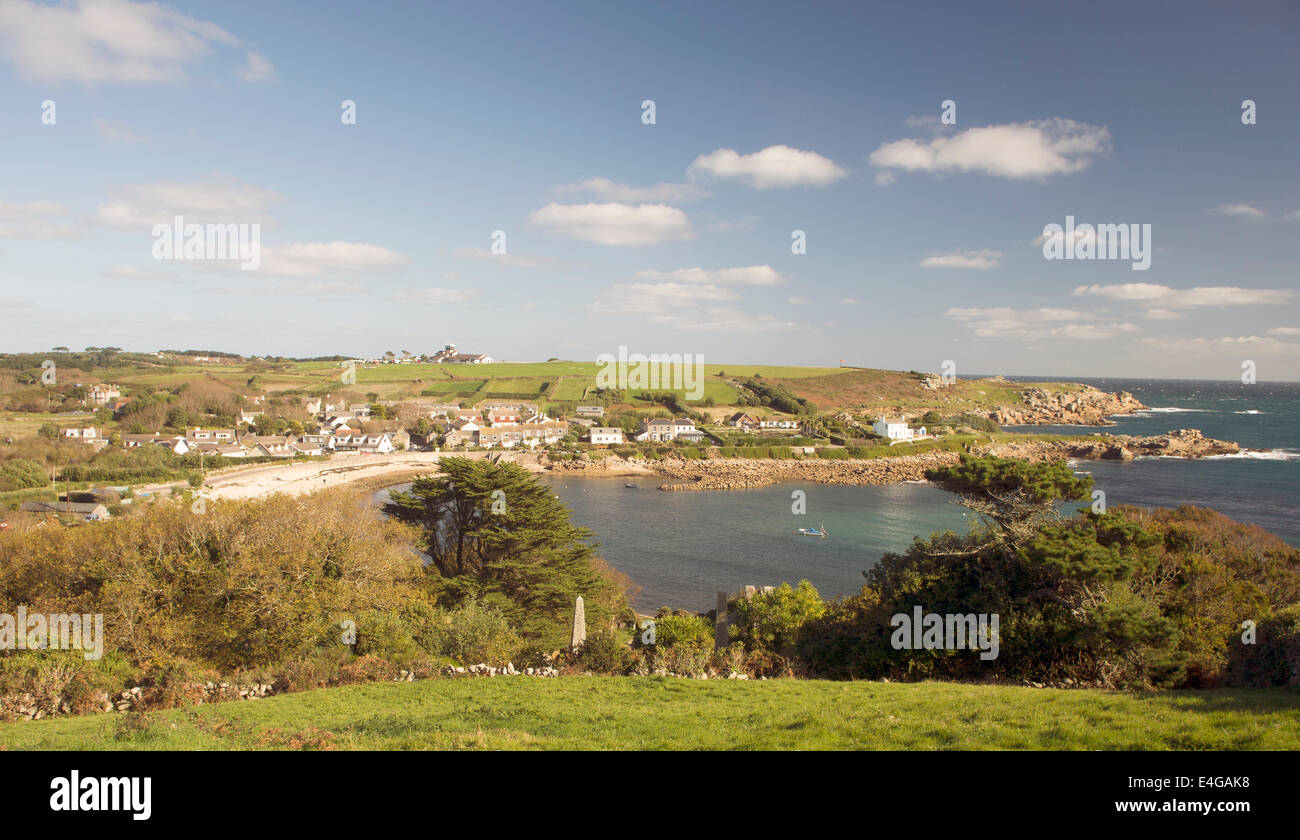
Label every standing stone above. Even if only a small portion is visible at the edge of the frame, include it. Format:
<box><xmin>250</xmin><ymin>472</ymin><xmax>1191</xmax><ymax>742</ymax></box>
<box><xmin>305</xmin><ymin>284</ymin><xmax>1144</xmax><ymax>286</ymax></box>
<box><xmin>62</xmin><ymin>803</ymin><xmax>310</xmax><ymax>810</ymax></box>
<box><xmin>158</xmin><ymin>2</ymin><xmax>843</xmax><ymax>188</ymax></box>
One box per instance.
<box><xmin>570</xmin><ymin>596</ymin><xmax>586</xmax><ymax>651</ymax></box>
<box><xmin>715</xmin><ymin>590</ymin><xmax>730</xmax><ymax>649</ymax></box>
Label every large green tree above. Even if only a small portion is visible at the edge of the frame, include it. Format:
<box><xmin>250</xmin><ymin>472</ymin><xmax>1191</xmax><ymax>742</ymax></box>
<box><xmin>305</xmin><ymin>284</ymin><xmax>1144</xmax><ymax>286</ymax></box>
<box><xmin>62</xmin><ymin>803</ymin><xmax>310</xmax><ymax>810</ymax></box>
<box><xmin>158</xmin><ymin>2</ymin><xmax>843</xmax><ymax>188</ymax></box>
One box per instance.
<box><xmin>383</xmin><ymin>457</ymin><xmax>630</xmax><ymax>643</ymax></box>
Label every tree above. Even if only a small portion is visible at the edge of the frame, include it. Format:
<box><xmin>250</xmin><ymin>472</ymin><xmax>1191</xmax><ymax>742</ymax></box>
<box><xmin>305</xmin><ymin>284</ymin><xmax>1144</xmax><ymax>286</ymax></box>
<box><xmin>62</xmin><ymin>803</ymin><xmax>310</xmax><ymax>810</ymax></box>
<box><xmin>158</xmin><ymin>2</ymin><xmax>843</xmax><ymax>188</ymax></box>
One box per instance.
<box><xmin>925</xmin><ymin>454</ymin><xmax>1092</xmax><ymax>545</ymax></box>
<box><xmin>383</xmin><ymin>457</ymin><xmax>629</xmax><ymax>643</ymax></box>
<box><xmin>38</xmin><ymin>422</ymin><xmax>59</xmax><ymax>440</ymax></box>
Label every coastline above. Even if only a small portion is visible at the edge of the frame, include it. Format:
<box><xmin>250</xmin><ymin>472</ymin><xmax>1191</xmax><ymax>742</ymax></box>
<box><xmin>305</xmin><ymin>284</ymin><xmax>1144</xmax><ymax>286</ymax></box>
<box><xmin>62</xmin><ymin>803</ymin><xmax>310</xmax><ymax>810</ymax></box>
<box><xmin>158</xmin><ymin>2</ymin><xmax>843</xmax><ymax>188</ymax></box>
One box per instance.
<box><xmin>191</xmin><ymin>428</ymin><xmax>1242</xmax><ymax>499</ymax></box>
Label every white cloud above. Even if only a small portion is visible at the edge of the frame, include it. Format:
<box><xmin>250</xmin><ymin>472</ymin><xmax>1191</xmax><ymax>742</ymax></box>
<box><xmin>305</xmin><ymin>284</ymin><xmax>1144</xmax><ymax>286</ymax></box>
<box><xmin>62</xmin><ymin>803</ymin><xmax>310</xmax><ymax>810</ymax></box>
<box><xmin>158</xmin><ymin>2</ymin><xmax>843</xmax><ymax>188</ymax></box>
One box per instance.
<box><xmin>257</xmin><ymin>242</ymin><xmax>409</xmax><ymax>277</ymax></box>
<box><xmin>947</xmin><ymin>306</ymin><xmax>1136</xmax><ymax>340</ymax></box>
<box><xmin>704</xmin><ymin>215</ymin><xmax>759</xmax><ymax>232</ymax></box>
<box><xmin>94</xmin><ymin>118</ymin><xmax>146</xmax><ymax>143</ymax></box>
<box><xmin>0</xmin><ymin>200</ymin><xmax>63</xmax><ymax>219</ymax></box>
<box><xmin>632</xmin><ymin>265</ymin><xmax>786</xmax><ymax>286</ymax></box>
<box><xmin>873</xmin><ymin>171</ymin><xmax>897</xmax><ymax>186</ymax></box>
<box><xmin>0</xmin><ymin>199</ymin><xmax>81</xmax><ymax>239</ymax></box>
<box><xmin>1142</xmin><ymin>308</ymin><xmax>1184</xmax><ymax>320</ymax></box>
<box><xmin>1283</xmin><ymin>211</ymin><xmax>1300</xmax><ymax>222</ymax></box>
<box><xmin>786</xmin><ymin>296</ymin><xmax>807</xmax><ymax>305</ymax></box>
<box><xmin>453</xmin><ymin>247</ymin><xmax>573</xmax><ymax>269</ymax></box>
<box><xmin>529</xmin><ymin>202</ymin><xmax>692</xmax><ymax>246</ymax></box>
<box><xmin>554</xmin><ymin>177</ymin><xmax>709</xmax><ymax>203</ymax></box>
<box><xmin>919</xmin><ymin>249</ymin><xmax>1002</xmax><ymax>269</ymax></box>
<box><xmin>95</xmin><ymin>179</ymin><xmax>280</xmax><ymax>228</ymax></box>
<box><xmin>1139</xmin><ymin>335</ymin><xmax>1300</xmax><ymax>355</ymax></box>
<box><xmin>236</xmin><ymin>50</ymin><xmax>275</xmax><ymax>82</ymax></box>
<box><xmin>589</xmin><ymin>282</ymin><xmax>738</xmax><ymax>316</ymax></box>
<box><xmin>651</xmin><ymin>308</ymin><xmax>803</xmax><ymax>333</ymax></box>
<box><xmin>1072</xmin><ymin>283</ymin><xmax>1295</xmax><ymax>308</ymax></box>
<box><xmin>1213</xmin><ymin>203</ymin><xmax>1266</xmax><ymax>220</ymax></box>
<box><xmin>0</xmin><ymin>0</ymin><xmax>266</xmax><ymax>85</ymax></box>
<box><xmin>688</xmin><ymin>145</ymin><xmax>848</xmax><ymax>189</ymax></box>
<box><xmin>870</xmin><ymin>118</ymin><xmax>1110</xmax><ymax>179</ymax></box>
<box><xmin>99</xmin><ymin>265</ymin><xmax>177</xmax><ymax>281</ymax></box>
<box><xmin>392</xmin><ymin>288</ymin><xmax>480</xmax><ymax>305</ymax></box>
<box><xmin>840</xmin><ymin>297</ymin><xmax>858</xmax><ymax>305</ymax></box>
<box><xmin>221</xmin><ymin>281</ymin><xmax>362</xmax><ymax>297</ymax></box>
<box><xmin>1266</xmin><ymin>327</ymin><xmax>1300</xmax><ymax>336</ymax></box>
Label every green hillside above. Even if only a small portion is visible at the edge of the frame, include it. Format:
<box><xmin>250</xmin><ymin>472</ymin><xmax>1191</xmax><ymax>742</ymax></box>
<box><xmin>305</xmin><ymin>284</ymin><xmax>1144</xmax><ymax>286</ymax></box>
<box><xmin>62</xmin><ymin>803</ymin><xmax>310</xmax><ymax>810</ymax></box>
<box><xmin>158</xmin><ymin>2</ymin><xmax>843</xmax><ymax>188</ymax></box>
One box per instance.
<box><xmin>3</xmin><ymin>678</ymin><xmax>1297</xmax><ymax>751</ymax></box>
<box><xmin>0</xmin><ymin>354</ymin><xmax>1076</xmax><ymax>414</ymax></box>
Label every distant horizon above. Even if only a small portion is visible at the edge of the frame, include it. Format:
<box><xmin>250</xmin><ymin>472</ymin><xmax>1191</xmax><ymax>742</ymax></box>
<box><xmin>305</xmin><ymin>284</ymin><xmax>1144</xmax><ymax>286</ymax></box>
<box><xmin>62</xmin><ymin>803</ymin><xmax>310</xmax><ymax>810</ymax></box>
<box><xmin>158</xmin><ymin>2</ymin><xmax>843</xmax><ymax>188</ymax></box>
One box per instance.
<box><xmin>4</xmin><ymin>346</ymin><xmax>1297</xmax><ymax>384</ymax></box>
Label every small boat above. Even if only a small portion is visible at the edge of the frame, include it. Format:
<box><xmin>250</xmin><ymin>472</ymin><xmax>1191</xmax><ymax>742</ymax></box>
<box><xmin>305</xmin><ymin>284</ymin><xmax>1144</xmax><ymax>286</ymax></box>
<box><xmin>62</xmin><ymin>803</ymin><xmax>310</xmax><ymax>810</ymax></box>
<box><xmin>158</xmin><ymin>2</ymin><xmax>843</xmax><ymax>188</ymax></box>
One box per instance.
<box><xmin>624</xmin><ymin>483</ymin><xmax>640</xmax><ymax>489</ymax></box>
<box><xmin>794</xmin><ymin>521</ymin><xmax>828</xmax><ymax>538</ymax></box>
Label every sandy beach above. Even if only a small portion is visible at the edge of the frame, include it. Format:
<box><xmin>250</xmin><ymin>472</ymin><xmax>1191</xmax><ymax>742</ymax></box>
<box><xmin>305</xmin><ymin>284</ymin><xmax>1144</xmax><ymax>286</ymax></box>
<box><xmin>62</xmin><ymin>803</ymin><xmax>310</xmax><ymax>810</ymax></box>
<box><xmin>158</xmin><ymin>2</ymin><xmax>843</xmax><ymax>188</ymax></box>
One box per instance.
<box><xmin>200</xmin><ymin>452</ymin><xmax>449</xmax><ymax>499</ymax></box>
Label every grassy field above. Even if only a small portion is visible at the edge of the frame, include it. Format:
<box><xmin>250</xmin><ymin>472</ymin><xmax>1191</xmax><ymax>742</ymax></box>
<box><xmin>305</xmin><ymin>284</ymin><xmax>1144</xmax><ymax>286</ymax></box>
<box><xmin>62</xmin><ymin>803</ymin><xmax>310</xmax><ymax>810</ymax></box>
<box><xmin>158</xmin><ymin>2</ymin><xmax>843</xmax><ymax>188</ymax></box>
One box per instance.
<box><xmin>2</xmin><ymin>677</ymin><xmax>1297</xmax><ymax>751</ymax></box>
<box><xmin>0</xmin><ymin>356</ymin><xmax>1088</xmax><ymax>423</ymax></box>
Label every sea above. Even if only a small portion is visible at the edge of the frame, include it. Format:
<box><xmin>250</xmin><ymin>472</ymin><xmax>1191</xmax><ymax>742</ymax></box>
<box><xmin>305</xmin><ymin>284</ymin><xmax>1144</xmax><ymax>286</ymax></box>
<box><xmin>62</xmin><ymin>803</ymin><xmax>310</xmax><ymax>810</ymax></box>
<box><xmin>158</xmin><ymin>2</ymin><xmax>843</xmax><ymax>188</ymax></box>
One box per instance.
<box><xmin>380</xmin><ymin>378</ymin><xmax>1300</xmax><ymax>613</ymax></box>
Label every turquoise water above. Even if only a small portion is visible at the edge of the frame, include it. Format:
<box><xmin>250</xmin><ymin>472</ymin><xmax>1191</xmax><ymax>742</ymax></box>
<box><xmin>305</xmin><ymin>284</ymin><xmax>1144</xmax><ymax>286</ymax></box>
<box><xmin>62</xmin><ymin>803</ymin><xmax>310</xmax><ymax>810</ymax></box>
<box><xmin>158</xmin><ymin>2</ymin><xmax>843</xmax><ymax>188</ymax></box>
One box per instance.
<box><xmin>538</xmin><ymin>477</ymin><xmax>970</xmax><ymax>612</ymax></box>
<box><xmin>378</xmin><ymin>378</ymin><xmax>1299</xmax><ymax>612</ymax></box>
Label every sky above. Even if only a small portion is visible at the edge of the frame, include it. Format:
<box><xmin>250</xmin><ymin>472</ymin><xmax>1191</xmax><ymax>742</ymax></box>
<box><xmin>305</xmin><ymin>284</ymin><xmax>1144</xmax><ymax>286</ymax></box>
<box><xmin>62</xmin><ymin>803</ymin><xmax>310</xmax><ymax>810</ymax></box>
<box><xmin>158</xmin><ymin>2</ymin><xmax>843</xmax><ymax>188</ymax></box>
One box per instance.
<box><xmin>0</xmin><ymin>0</ymin><xmax>1297</xmax><ymax>380</ymax></box>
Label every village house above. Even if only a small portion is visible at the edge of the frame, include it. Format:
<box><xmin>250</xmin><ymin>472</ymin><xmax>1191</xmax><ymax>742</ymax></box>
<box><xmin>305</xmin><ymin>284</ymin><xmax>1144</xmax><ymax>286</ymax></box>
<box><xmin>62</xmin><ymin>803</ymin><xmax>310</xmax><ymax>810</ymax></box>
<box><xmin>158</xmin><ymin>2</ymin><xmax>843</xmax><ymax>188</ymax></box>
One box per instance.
<box><xmin>727</xmin><ymin>413</ymin><xmax>760</xmax><ymax>431</ymax></box>
<box><xmin>588</xmin><ymin>427</ymin><xmax>624</xmax><ymax>445</ymax></box>
<box><xmin>873</xmin><ymin>417</ymin><xmax>926</xmax><ymax>442</ymax></box>
<box><xmin>635</xmin><ymin>418</ymin><xmax>704</xmax><ymax>443</ymax></box>
<box><xmin>441</xmin><ymin>428</ymin><xmax>471</xmax><ymax>448</ymax></box>
<box><xmin>333</xmin><ymin>433</ymin><xmax>394</xmax><ymax>454</ymax></box>
<box><xmin>191</xmin><ymin>442</ymin><xmax>249</xmax><ymax>458</ymax></box>
<box><xmin>239</xmin><ymin>435</ymin><xmax>296</xmax><ymax>457</ymax></box>
<box><xmin>487</xmin><ymin>407</ymin><xmax>521</xmax><ymax>425</ymax></box>
<box><xmin>122</xmin><ymin>433</ymin><xmax>190</xmax><ymax>455</ymax></box>
<box><xmin>186</xmin><ymin>428</ymin><xmax>237</xmax><ymax>443</ymax></box>
<box><xmin>575</xmin><ymin>405</ymin><xmax>605</xmax><ymax>418</ymax></box>
<box><xmin>86</xmin><ymin>384</ymin><xmax>120</xmax><ymax>406</ymax></box>
<box><xmin>61</xmin><ymin>427</ymin><xmax>100</xmax><ymax>441</ymax></box>
<box><xmin>759</xmin><ymin>417</ymin><xmax>800</xmax><ymax>430</ymax></box>
<box><xmin>307</xmin><ymin>398</ymin><xmax>345</xmax><ymax>416</ymax></box>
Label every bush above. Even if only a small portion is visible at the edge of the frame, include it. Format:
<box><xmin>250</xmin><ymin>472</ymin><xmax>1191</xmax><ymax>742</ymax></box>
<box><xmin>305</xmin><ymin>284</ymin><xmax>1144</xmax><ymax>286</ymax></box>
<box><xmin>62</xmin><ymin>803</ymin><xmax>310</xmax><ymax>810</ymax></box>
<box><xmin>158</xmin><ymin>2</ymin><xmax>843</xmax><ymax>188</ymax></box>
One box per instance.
<box><xmin>730</xmin><ymin>581</ymin><xmax>826</xmax><ymax>655</ymax></box>
<box><xmin>572</xmin><ymin>628</ymin><xmax>631</xmax><ymax>674</ymax></box>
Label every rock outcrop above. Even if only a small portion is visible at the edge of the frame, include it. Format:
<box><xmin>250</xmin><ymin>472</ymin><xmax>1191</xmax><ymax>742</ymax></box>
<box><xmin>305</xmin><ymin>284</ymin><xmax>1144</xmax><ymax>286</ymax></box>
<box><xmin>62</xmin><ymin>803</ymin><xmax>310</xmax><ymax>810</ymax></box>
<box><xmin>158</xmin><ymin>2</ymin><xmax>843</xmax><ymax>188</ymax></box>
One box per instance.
<box><xmin>542</xmin><ymin>428</ymin><xmax>1240</xmax><ymax>491</ymax></box>
<box><xmin>989</xmin><ymin>429</ymin><xmax>1239</xmax><ymax>461</ymax></box>
<box><xmin>989</xmin><ymin>386</ymin><xmax>1145</xmax><ymax>426</ymax></box>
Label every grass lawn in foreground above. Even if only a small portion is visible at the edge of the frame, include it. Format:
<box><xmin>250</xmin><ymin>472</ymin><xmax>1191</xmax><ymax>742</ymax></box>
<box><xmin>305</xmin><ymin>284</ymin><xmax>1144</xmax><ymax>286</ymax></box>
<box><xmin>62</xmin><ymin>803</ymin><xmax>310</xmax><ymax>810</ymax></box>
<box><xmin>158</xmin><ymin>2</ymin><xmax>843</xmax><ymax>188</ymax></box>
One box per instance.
<box><xmin>1</xmin><ymin>677</ymin><xmax>1296</xmax><ymax>751</ymax></box>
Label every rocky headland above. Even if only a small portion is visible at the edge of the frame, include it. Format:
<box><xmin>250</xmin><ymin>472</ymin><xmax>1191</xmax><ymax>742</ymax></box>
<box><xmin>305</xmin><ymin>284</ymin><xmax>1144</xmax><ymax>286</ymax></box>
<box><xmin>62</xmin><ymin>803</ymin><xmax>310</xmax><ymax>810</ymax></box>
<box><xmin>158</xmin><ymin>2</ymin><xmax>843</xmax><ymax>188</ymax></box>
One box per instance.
<box><xmin>988</xmin><ymin>386</ymin><xmax>1146</xmax><ymax>426</ymax></box>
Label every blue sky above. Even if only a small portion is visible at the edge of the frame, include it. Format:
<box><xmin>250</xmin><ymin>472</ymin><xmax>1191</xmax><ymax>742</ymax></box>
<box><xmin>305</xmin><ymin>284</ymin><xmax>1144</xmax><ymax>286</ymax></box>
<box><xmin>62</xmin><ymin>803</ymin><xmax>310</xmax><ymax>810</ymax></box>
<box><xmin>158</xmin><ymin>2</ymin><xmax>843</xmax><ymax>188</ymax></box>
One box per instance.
<box><xmin>1</xmin><ymin>0</ymin><xmax>1297</xmax><ymax>379</ymax></box>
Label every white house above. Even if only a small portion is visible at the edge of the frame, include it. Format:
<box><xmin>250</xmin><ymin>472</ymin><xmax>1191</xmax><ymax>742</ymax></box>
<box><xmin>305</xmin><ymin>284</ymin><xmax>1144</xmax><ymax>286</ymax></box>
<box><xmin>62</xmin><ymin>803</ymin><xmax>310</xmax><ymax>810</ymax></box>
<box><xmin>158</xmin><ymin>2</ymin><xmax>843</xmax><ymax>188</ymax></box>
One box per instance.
<box><xmin>759</xmin><ymin>417</ymin><xmax>799</xmax><ymax>430</ymax></box>
<box><xmin>873</xmin><ymin>417</ymin><xmax>926</xmax><ymax>442</ymax></box>
<box><xmin>635</xmin><ymin>418</ymin><xmax>704</xmax><ymax>443</ymax></box>
<box><xmin>588</xmin><ymin>427</ymin><xmax>624</xmax><ymax>445</ymax></box>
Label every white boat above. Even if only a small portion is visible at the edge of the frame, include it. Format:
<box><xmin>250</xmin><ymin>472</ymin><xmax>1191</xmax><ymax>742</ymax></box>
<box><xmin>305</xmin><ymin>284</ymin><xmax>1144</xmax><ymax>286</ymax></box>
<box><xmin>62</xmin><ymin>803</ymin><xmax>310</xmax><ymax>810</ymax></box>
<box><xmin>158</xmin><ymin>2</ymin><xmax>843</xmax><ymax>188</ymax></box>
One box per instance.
<box><xmin>794</xmin><ymin>520</ymin><xmax>828</xmax><ymax>538</ymax></box>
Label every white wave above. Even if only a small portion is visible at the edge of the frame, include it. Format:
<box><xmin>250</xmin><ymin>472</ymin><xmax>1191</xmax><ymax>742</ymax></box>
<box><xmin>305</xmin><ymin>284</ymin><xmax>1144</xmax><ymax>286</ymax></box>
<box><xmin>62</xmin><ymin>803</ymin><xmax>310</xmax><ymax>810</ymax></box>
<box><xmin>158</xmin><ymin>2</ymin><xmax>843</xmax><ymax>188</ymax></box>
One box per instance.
<box><xmin>1205</xmin><ymin>449</ymin><xmax>1300</xmax><ymax>462</ymax></box>
<box><xmin>1233</xmin><ymin>410</ymin><xmax>1265</xmax><ymax>415</ymax></box>
<box><xmin>1141</xmin><ymin>407</ymin><xmax>1209</xmax><ymax>413</ymax></box>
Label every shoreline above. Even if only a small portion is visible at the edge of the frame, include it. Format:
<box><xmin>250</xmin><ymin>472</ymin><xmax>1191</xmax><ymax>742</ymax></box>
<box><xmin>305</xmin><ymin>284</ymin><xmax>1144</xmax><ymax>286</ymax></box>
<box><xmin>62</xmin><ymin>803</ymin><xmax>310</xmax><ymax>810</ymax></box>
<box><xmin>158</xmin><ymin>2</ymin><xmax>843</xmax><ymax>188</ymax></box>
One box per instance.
<box><xmin>191</xmin><ymin>429</ymin><xmax>1243</xmax><ymax>499</ymax></box>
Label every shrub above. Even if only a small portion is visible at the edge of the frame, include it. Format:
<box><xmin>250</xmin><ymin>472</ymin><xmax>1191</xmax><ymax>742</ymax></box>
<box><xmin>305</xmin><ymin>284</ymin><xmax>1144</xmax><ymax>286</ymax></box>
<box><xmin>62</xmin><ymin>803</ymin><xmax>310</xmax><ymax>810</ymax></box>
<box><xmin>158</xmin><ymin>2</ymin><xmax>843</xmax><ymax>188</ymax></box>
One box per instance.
<box><xmin>572</xmin><ymin>628</ymin><xmax>631</xmax><ymax>674</ymax></box>
<box><xmin>730</xmin><ymin>581</ymin><xmax>826</xmax><ymax>655</ymax></box>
